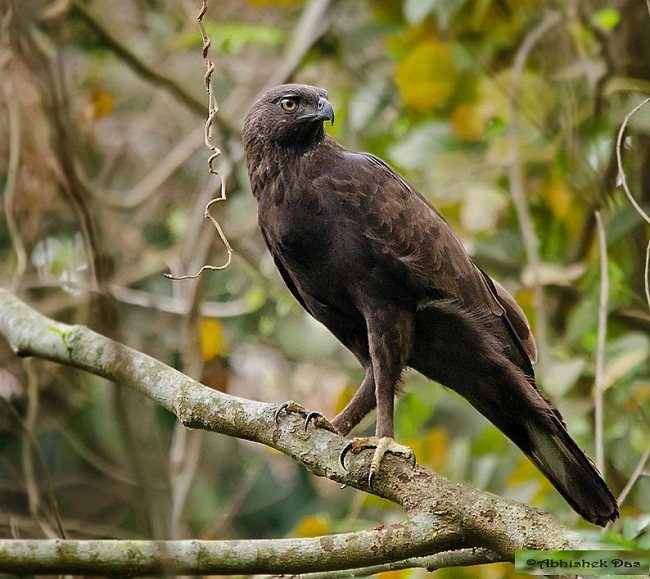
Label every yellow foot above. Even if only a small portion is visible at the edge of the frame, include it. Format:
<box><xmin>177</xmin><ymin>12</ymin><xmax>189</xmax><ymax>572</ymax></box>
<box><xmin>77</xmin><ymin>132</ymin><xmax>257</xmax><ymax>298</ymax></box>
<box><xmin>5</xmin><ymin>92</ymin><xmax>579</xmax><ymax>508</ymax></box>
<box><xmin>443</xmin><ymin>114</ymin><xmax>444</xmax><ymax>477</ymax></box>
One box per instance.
<box><xmin>274</xmin><ymin>400</ymin><xmax>339</xmax><ymax>433</ymax></box>
<box><xmin>340</xmin><ymin>436</ymin><xmax>416</xmax><ymax>489</ymax></box>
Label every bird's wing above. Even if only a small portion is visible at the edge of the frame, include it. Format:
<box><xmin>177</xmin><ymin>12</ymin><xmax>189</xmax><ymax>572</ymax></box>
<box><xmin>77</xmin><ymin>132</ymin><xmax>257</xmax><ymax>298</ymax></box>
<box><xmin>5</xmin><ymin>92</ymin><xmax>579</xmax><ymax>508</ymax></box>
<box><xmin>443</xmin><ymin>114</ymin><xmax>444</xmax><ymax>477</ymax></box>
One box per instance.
<box><xmin>337</xmin><ymin>151</ymin><xmax>537</xmax><ymax>369</ymax></box>
<box><xmin>259</xmin><ymin>225</ymin><xmax>314</xmax><ymax>316</ymax></box>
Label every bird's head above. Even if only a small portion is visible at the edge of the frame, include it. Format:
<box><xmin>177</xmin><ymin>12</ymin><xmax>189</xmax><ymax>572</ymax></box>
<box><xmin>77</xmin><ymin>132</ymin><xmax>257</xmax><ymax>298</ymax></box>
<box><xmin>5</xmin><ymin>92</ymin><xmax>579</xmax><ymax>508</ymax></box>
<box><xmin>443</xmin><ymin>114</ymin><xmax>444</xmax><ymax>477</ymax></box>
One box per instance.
<box><xmin>242</xmin><ymin>84</ymin><xmax>335</xmax><ymax>148</ymax></box>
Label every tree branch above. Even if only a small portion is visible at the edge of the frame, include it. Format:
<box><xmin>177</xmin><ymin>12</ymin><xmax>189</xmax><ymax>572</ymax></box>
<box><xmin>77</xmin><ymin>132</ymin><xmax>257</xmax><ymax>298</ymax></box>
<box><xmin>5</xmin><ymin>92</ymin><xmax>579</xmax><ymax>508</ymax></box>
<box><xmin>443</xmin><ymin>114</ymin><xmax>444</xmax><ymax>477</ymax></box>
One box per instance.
<box><xmin>70</xmin><ymin>0</ymin><xmax>207</xmax><ymax>119</ymax></box>
<box><xmin>302</xmin><ymin>547</ymin><xmax>504</xmax><ymax>578</ymax></box>
<box><xmin>0</xmin><ymin>289</ymin><xmax>584</xmax><ymax>574</ymax></box>
<box><xmin>508</xmin><ymin>11</ymin><xmax>561</xmax><ymax>378</ymax></box>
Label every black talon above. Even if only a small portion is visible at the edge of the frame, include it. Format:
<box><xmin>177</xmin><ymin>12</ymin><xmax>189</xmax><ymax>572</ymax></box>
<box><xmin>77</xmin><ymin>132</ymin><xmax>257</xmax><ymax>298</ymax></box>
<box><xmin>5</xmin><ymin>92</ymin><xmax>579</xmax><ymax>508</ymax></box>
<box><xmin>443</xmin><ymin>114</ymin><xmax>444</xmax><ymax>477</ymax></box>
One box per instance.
<box><xmin>368</xmin><ymin>470</ymin><xmax>375</xmax><ymax>491</ymax></box>
<box><xmin>340</xmin><ymin>441</ymin><xmax>353</xmax><ymax>470</ymax></box>
<box><xmin>304</xmin><ymin>411</ymin><xmax>322</xmax><ymax>432</ymax></box>
<box><xmin>274</xmin><ymin>401</ymin><xmax>290</xmax><ymax>424</ymax></box>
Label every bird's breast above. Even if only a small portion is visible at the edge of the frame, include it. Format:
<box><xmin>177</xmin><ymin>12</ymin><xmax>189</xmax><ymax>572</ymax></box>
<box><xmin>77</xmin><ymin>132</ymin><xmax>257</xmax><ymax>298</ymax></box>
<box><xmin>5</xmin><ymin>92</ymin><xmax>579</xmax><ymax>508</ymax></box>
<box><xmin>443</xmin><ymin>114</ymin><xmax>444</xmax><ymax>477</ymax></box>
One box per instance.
<box><xmin>260</xmin><ymin>195</ymin><xmax>333</xmax><ymax>265</ymax></box>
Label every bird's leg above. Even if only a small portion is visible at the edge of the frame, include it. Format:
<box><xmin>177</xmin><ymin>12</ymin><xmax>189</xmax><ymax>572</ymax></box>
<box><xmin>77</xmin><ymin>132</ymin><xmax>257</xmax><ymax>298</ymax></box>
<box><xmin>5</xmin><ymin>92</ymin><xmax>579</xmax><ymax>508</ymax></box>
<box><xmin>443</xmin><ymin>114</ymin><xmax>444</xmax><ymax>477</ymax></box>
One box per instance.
<box><xmin>276</xmin><ymin>354</ymin><xmax>376</xmax><ymax>436</ymax></box>
<box><xmin>274</xmin><ymin>401</ymin><xmax>338</xmax><ymax>434</ymax></box>
<box><xmin>331</xmin><ymin>368</ymin><xmax>376</xmax><ymax>436</ymax></box>
<box><xmin>340</xmin><ymin>309</ymin><xmax>416</xmax><ymax>488</ymax></box>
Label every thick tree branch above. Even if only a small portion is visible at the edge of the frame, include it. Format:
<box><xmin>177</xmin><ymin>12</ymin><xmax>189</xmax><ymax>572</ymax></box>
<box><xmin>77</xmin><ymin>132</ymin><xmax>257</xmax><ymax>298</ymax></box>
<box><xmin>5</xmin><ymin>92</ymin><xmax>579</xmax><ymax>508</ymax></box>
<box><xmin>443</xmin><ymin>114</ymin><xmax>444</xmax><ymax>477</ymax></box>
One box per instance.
<box><xmin>0</xmin><ymin>289</ymin><xmax>584</xmax><ymax>574</ymax></box>
<box><xmin>0</xmin><ymin>523</ymin><xmax>460</xmax><ymax>576</ymax></box>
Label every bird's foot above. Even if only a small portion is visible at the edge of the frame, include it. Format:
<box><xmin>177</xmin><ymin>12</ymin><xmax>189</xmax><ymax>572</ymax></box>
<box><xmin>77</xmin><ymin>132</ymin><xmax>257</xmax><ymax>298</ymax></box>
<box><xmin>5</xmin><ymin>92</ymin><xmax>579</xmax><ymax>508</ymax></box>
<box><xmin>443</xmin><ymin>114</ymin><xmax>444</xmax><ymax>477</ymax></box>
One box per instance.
<box><xmin>274</xmin><ymin>400</ymin><xmax>339</xmax><ymax>434</ymax></box>
<box><xmin>340</xmin><ymin>436</ymin><xmax>416</xmax><ymax>490</ymax></box>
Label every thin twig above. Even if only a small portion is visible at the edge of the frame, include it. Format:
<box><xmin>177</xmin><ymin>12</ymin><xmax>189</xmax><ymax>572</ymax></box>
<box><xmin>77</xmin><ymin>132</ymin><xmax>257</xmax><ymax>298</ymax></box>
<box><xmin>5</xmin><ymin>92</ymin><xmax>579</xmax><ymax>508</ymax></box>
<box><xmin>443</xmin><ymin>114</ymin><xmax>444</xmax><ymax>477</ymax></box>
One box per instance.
<box><xmin>645</xmin><ymin>240</ymin><xmax>650</xmax><ymax>311</ymax></box>
<box><xmin>60</xmin><ymin>429</ymin><xmax>142</xmax><ymax>488</ymax></box>
<box><xmin>169</xmin><ymin>428</ymin><xmax>203</xmax><ymax>538</ymax></box>
<box><xmin>3</xmin><ymin>362</ymin><xmax>66</xmax><ymax>539</ymax></box>
<box><xmin>95</xmin><ymin>127</ymin><xmax>204</xmax><ymax>210</ymax></box>
<box><xmin>208</xmin><ymin>463</ymin><xmax>263</xmax><ymax>537</ymax></box>
<box><xmin>19</xmin><ymin>361</ymin><xmax>53</xmax><ymax>537</ymax></box>
<box><xmin>299</xmin><ymin>547</ymin><xmax>503</xmax><ymax>578</ymax></box>
<box><xmin>615</xmin><ymin>98</ymin><xmax>650</xmax><ymax>227</ymax></box>
<box><xmin>1</xmin><ymin>55</ymin><xmax>28</xmax><ymax>291</ymax></box>
<box><xmin>617</xmin><ymin>443</ymin><xmax>650</xmax><ymax>508</ymax></box>
<box><xmin>615</xmin><ymin>97</ymin><xmax>650</xmax><ymax>311</ymax></box>
<box><xmin>508</xmin><ymin>12</ymin><xmax>561</xmax><ymax>378</ymax></box>
<box><xmin>594</xmin><ymin>210</ymin><xmax>608</xmax><ymax>474</ymax></box>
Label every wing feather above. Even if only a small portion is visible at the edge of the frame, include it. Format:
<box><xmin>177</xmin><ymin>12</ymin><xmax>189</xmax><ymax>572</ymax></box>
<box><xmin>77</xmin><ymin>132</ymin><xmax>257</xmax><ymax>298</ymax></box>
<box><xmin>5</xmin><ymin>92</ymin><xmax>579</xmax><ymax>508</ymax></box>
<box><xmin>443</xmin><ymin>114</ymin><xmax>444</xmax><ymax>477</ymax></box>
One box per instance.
<box><xmin>335</xmin><ymin>151</ymin><xmax>536</xmax><ymax>371</ymax></box>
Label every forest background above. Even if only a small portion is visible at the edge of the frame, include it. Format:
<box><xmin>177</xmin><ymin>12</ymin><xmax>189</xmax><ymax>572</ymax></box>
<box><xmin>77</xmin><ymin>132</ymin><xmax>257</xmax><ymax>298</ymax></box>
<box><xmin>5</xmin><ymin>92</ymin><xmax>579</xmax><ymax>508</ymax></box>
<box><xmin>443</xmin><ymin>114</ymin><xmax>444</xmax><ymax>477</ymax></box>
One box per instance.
<box><xmin>0</xmin><ymin>0</ymin><xmax>649</xmax><ymax>577</ymax></box>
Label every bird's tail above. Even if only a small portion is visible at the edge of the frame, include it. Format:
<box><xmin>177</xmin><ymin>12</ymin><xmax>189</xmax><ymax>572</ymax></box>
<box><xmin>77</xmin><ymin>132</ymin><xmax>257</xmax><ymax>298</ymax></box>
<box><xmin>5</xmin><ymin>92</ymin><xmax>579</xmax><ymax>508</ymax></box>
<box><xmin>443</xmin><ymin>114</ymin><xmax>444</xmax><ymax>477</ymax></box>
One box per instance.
<box><xmin>410</xmin><ymin>304</ymin><xmax>619</xmax><ymax>526</ymax></box>
<box><xmin>523</xmin><ymin>414</ymin><xmax>618</xmax><ymax>526</ymax></box>
<box><xmin>441</xmin><ymin>375</ymin><xmax>619</xmax><ymax>526</ymax></box>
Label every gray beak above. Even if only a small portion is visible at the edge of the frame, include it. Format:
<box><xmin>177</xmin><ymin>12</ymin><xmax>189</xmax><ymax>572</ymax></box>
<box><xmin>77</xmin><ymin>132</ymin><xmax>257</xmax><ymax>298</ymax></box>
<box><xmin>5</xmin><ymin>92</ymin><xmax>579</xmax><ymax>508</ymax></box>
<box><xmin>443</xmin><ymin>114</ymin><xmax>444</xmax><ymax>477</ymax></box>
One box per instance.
<box><xmin>317</xmin><ymin>97</ymin><xmax>335</xmax><ymax>125</ymax></box>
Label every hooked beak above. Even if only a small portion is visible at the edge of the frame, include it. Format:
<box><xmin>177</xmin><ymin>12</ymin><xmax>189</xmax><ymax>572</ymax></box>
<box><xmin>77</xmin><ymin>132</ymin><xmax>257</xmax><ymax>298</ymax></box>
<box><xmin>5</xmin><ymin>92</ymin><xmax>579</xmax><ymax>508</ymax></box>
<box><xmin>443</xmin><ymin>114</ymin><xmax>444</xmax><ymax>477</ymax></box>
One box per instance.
<box><xmin>316</xmin><ymin>96</ymin><xmax>335</xmax><ymax>125</ymax></box>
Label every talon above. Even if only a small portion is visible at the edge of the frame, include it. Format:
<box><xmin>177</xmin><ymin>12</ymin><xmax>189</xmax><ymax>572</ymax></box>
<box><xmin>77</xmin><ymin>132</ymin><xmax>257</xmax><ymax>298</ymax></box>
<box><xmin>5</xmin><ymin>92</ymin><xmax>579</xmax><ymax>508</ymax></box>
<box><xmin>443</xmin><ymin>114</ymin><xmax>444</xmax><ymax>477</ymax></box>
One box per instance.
<box><xmin>304</xmin><ymin>411</ymin><xmax>323</xmax><ymax>432</ymax></box>
<box><xmin>337</xmin><ymin>436</ymin><xmax>416</xmax><ymax>487</ymax></box>
<box><xmin>408</xmin><ymin>451</ymin><xmax>416</xmax><ymax>470</ymax></box>
<box><xmin>274</xmin><ymin>401</ymin><xmax>292</xmax><ymax>424</ymax></box>
<box><xmin>340</xmin><ymin>441</ymin><xmax>354</xmax><ymax>470</ymax></box>
<box><xmin>368</xmin><ymin>470</ymin><xmax>375</xmax><ymax>491</ymax></box>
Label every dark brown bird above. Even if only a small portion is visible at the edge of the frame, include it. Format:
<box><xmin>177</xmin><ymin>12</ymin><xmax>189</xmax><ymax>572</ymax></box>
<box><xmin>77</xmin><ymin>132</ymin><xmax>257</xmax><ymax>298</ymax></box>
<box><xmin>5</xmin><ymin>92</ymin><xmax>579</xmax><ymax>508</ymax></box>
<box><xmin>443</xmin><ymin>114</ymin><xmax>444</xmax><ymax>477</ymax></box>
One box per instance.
<box><xmin>242</xmin><ymin>83</ymin><xmax>619</xmax><ymax>526</ymax></box>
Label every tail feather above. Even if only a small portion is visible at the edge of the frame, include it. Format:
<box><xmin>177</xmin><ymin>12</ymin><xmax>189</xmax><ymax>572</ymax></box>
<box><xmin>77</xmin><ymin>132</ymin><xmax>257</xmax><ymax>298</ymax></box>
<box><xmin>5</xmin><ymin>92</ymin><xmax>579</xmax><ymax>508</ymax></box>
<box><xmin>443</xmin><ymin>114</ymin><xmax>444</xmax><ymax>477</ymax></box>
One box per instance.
<box><xmin>526</xmin><ymin>419</ymin><xmax>619</xmax><ymax>526</ymax></box>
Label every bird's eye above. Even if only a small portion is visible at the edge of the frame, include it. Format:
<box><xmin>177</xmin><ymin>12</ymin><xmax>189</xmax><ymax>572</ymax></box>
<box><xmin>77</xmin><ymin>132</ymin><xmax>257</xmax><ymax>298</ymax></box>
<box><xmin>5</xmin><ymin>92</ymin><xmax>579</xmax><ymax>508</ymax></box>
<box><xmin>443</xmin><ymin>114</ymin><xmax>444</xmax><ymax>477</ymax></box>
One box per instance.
<box><xmin>280</xmin><ymin>98</ymin><xmax>298</xmax><ymax>112</ymax></box>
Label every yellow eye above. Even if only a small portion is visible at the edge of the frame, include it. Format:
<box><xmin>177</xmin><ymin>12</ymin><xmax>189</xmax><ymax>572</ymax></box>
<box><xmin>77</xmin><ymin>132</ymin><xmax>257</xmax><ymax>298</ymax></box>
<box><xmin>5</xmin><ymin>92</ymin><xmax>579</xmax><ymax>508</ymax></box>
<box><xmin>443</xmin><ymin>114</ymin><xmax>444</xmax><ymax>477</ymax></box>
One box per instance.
<box><xmin>280</xmin><ymin>98</ymin><xmax>297</xmax><ymax>112</ymax></box>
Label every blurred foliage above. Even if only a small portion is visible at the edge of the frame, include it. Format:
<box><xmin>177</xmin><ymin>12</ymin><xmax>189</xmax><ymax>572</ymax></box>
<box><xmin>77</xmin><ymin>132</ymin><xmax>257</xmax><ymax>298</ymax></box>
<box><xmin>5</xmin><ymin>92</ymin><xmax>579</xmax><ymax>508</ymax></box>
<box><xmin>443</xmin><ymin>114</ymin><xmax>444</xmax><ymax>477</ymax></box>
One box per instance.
<box><xmin>0</xmin><ymin>0</ymin><xmax>649</xmax><ymax>576</ymax></box>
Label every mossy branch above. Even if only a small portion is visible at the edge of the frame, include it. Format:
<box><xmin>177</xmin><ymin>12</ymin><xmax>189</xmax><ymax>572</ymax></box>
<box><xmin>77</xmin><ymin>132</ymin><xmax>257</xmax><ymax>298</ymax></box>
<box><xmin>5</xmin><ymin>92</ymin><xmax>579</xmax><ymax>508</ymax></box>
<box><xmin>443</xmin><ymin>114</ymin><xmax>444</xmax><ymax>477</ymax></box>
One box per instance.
<box><xmin>0</xmin><ymin>289</ymin><xmax>583</xmax><ymax>575</ymax></box>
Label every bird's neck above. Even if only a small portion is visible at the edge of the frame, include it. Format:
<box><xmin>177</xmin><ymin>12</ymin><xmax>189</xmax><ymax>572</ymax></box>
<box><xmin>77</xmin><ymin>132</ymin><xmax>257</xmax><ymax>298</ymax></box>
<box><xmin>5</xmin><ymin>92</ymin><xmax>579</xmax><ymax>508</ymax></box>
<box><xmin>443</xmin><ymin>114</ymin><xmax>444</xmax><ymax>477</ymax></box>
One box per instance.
<box><xmin>246</xmin><ymin>134</ymin><xmax>339</xmax><ymax>204</ymax></box>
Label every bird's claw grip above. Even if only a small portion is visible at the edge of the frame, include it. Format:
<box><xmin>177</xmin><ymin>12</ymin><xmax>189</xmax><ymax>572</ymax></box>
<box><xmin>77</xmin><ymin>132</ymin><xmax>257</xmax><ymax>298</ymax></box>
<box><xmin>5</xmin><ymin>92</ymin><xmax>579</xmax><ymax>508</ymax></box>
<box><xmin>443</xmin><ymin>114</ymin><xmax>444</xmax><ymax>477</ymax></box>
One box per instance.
<box><xmin>338</xmin><ymin>437</ymin><xmax>416</xmax><ymax>490</ymax></box>
<box><xmin>274</xmin><ymin>401</ymin><xmax>338</xmax><ymax>433</ymax></box>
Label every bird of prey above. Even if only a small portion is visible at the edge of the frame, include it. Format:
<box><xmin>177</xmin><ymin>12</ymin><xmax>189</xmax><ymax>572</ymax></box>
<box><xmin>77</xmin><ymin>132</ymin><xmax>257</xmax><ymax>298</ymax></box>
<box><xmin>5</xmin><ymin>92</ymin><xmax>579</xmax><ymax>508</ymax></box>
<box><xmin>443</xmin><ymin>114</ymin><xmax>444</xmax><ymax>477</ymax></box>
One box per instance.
<box><xmin>242</xmin><ymin>83</ymin><xmax>619</xmax><ymax>526</ymax></box>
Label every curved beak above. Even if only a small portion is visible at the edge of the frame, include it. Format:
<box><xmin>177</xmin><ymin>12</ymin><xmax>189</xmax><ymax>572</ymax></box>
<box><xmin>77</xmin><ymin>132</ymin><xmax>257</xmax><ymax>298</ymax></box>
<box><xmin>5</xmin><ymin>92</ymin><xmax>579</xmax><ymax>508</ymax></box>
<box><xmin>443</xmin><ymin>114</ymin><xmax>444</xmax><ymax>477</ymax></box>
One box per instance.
<box><xmin>317</xmin><ymin>97</ymin><xmax>335</xmax><ymax>125</ymax></box>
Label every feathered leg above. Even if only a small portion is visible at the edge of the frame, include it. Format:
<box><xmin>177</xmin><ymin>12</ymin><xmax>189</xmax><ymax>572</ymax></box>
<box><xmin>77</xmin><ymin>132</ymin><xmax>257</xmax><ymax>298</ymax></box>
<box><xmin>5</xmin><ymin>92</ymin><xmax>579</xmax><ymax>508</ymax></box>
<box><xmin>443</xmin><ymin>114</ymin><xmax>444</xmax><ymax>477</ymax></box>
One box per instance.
<box><xmin>340</xmin><ymin>307</ymin><xmax>416</xmax><ymax>487</ymax></box>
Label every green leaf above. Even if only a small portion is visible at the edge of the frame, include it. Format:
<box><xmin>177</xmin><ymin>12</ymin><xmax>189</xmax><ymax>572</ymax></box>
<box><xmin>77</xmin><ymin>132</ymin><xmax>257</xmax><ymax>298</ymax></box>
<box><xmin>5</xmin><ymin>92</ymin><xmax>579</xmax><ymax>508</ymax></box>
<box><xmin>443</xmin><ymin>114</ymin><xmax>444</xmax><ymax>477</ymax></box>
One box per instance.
<box><xmin>593</xmin><ymin>8</ymin><xmax>621</xmax><ymax>31</ymax></box>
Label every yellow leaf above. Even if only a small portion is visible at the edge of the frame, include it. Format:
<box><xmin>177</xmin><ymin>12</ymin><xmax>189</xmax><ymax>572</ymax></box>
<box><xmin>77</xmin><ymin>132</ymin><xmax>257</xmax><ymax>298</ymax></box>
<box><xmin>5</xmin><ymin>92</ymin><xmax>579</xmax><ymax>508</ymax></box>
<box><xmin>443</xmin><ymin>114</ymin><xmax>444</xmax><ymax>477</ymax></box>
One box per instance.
<box><xmin>199</xmin><ymin>318</ymin><xmax>227</xmax><ymax>360</ymax></box>
<box><xmin>406</xmin><ymin>426</ymin><xmax>448</xmax><ymax>472</ymax></box>
<box><xmin>291</xmin><ymin>514</ymin><xmax>329</xmax><ymax>537</ymax></box>
<box><xmin>394</xmin><ymin>39</ymin><xmax>455</xmax><ymax>112</ymax></box>
<box><xmin>333</xmin><ymin>383</ymin><xmax>357</xmax><ymax>416</ymax></box>
<box><xmin>89</xmin><ymin>89</ymin><xmax>114</xmax><ymax>120</ymax></box>
<box><xmin>451</xmin><ymin>103</ymin><xmax>487</xmax><ymax>141</ymax></box>
<box><xmin>544</xmin><ymin>176</ymin><xmax>571</xmax><ymax>221</ymax></box>
<box><xmin>624</xmin><ymin>382</ymin><xmax>650</xmax><ymax>412</ymax></box>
